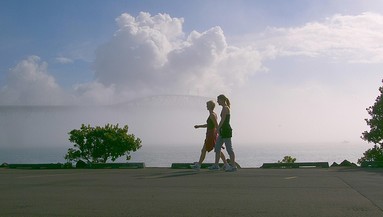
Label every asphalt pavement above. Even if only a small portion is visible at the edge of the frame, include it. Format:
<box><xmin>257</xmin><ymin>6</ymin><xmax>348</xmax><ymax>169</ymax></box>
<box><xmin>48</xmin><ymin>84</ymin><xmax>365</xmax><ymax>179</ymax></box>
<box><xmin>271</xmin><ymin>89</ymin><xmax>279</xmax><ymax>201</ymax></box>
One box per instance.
<box><xmin>1</xmin><ymin>167</ymin><xmax>383</xmax><ymax>217</ymax></box>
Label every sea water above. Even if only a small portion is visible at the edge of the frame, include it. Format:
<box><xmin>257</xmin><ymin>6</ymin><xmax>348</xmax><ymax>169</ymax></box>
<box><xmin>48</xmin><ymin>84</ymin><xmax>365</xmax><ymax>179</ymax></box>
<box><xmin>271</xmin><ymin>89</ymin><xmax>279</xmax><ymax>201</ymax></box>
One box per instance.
<box><xmin>0</xmin><ymin>143</ymin><xmax>369</xmax><ymax>168</ymax></box>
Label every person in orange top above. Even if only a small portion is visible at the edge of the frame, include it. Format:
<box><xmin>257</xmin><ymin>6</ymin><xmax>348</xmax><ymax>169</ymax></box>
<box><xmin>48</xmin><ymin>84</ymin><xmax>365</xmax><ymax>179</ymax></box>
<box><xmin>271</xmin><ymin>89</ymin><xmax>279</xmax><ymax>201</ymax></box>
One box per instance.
<box><xmin>191</xmin><ymin>100</ymin><xmax>228</xmax><ymax>170</ymax></box>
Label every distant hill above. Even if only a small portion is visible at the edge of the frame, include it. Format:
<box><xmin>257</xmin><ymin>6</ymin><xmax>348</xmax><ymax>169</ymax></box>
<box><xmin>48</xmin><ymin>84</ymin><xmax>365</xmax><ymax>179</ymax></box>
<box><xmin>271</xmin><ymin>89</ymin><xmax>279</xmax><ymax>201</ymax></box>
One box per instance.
<box><xmin>0</xmin><ymin>95</ymin><xmax>214</xmax><ymax>111</ymax></box>
<box><xmin>0</xmin><ymin>94</ymin><xmax>214</xmax><ymax>148</ymax></box>
<box><xmin>114</xmin><ymin>94</ymin><xmax>213</xmax><ymax>110</ymax></box>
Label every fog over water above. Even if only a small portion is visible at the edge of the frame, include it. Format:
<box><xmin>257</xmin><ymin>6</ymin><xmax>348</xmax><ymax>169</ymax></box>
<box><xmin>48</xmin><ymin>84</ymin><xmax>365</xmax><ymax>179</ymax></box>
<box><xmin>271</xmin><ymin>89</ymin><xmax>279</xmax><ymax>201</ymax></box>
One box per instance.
<box><xmin>0</xmin><ymin>95</ymin><xmax>212</xmax><ymax>149</ymax></box>
<box><xmin>0</xmin><ymin>94</ymin><xmax>371</xmax><ymax>149</ymax></box>
<box><xmin>0</xmin><ymin>94</ymin><xmax>372</xmax><ymax>165</ymax></box>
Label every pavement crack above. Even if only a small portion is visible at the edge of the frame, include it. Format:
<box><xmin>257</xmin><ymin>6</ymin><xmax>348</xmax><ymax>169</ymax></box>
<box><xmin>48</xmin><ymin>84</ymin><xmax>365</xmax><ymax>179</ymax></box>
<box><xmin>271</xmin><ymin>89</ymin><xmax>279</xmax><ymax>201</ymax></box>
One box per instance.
<box><xmin>337</xmin><ymin>175</ymin><xmax>383</xmax><ymax>213</ymax></box>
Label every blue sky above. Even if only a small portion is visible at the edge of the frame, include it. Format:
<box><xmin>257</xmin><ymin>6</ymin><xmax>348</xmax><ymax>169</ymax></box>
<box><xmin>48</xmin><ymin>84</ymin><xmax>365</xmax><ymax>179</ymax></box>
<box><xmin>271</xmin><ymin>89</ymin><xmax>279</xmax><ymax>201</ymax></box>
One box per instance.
<box><xmin>1</xmin><ymin>0</ymin><xmax>383</xmax><ymax>145</ymax></box>
<box><xmin>0</xmin><ymin>0</ymin><xmax>380</xmax><ymax>88</ymax></box>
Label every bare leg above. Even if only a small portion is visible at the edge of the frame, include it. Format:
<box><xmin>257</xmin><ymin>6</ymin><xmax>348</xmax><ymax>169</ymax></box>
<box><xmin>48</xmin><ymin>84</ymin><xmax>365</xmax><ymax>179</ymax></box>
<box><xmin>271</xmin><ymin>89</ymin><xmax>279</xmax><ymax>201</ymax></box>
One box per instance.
<box><xmin>214</xmin><ymin>136</ymin><xmax>223</xmax><ymax>165</ymax></box>
<box><xmin>198</xmin><ymin>145</ymin><xmax>207</xmax><ymax>165</ymax></box>
<box><xmin>215</xmin><ymin>151</ymin><xmax>220</xmax><ymax>164</ymax></box>
<box><xmin>226</xmin><ymin>138</ymin><xmax>236</xmax><ymax>169</ymax></box>
<box><xmin>229</xmin><ymin>152</ymin><xmax>236</xmax><ymax>168</ymax></box>
<box><xmin>220</xmin><ymin>151</ymin><xmax>227</xmax><ymax>164</ymax></box>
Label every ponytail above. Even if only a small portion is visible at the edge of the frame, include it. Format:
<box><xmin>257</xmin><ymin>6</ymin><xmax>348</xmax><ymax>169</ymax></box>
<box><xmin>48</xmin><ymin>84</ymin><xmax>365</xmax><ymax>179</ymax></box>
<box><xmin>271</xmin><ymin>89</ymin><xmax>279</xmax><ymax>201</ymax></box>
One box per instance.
<box><xmin>226</xmin><ymin>98</ymin><xmax>231</xmax><ymax>108</ymax></box>
<box><xmin>218</xmin><ymin>94</ymin><xmax>231</xmax><ymax>108</ymax></box>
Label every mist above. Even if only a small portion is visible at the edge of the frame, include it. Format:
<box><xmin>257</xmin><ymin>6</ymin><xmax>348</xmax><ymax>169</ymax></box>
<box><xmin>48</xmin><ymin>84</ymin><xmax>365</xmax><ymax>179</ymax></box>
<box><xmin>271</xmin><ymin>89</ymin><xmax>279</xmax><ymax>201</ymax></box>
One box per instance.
<box><xmin>0</xmin><ymin>95</ymin><xmax>213</xmax><ymax>150</ymax></box>
<box><xmin>0</xmin><ymin>91</ymin><xmax>373</xmax><ymax>152</ymax></box>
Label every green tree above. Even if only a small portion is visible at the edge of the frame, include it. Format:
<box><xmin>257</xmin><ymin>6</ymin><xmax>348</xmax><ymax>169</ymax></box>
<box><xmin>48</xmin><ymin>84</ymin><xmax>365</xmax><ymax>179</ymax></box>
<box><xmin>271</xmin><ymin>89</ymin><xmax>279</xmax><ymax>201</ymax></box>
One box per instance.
<box><xmin>359</xmin><ymin>80</ymin><xmax>383</xmax><ymax>164</ymax></box>
<box><xmin>278</xmin><ymin>156</ymin><xmax>296</xmax><ymax>163</ymax></box>
<box><xmin>65</xmin><ymin>124</ymin><xmax>142</xmax><ymax>164</ymax></box>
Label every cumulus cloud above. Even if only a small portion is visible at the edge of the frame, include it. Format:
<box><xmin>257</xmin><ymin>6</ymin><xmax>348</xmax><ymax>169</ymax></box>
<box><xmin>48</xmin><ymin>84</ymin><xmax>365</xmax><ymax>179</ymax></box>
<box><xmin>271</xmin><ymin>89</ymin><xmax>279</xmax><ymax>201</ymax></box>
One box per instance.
<box><xmin>256</xmin><ymin>12</ymin><xmax>383</xmax><ymax>63</ymax></box>
<box><xmin>0</xmin><ymin>12</ymin><xmax>262</xmax><ymax>105</ymax></box>
<box><xmin>94</xmin><ymin>12</ymin><xmax>184</xmax><ymax>89</ymax></box>
<box><xmin>0</xmin><ymin>56</ymin><xmax>68</xmax><ymax>105</ymax></box>
<box><xmin>73</xmin><ymin>82</ymin><xmax>118</xmax><ymax>105</ymax></box>
<box><xmin>93</xmin><ymin>12</ymin><xmax>262</xmax><ymax>98</ymax></box>
<box><xmin>11</xmin><ymin>12</ymin><xmax>382</xmax><ymax>105</ymax></box>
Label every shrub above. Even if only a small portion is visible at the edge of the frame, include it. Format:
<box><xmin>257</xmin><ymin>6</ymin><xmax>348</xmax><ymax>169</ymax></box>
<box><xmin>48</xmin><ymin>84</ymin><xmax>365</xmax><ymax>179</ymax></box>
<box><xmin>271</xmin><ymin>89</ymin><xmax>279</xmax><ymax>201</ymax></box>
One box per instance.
<box><xmin>65</xmin><ymin>124</ymin><xmax>142</xmax><ymax>164</ymax></box>
<box><xmin>278</xmin><ymin>156</ymin><xmax>296</xmax><ymax>163</ymax></box>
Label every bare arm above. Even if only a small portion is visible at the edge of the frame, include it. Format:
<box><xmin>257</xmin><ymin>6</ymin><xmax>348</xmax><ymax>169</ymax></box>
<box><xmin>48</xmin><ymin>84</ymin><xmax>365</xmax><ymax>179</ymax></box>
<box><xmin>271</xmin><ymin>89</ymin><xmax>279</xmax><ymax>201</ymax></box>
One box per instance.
<box><xmin>194</xmin><ymin>124</ymin><xmax>207</xmax><ymax>129</ymax></box>
<box><xmin>195</xmin><ymin>113</ymin><xmax>217</xmax><ymax>129</ymax></box>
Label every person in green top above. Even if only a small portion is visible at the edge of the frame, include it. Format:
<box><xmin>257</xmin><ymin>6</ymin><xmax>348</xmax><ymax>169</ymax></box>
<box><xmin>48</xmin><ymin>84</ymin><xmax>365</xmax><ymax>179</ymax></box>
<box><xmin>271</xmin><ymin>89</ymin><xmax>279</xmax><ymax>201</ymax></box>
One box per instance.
<box><xmin>209</xmin><ymin>94</ymin><xmax>237</xmax><ymax>172</ymax></box>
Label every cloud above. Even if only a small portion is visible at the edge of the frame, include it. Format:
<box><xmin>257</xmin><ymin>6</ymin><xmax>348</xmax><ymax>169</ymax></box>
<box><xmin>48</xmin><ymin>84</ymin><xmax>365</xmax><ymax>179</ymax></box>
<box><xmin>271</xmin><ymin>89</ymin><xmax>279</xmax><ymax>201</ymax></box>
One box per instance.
<box><xmin>255</xmin><ymin>12</ymin><xmax>383</xmax><ymax>63</ymax></box>
<box><xmin>94</xmin><ymin>12</ymin><xmax>180</xmax><ymax>92</ymax></box>
<box><xmin>0</xmin><ymin>56</ymin><xmax>68</xmax><ymax>105</ymax></box>
<box><xmin>5</xmin><ymin>12</ymin><xmax>381</xmax><ymax>106</ymax></box>
<box><xmin>55</xmin><ymin>57</ymin><xmax>74</xmax><ymax>64</ymax></box>
<box><xmin>73</xmin><ymin>82</ymin><xmax>117</xmax><ymax>105</ymax></box>
<box><xmin>93</xmin><ymin>12</ymin><xmax>263</xmax><ymax>97</ymax></box>
<box><xmin>0</xmin><ymin>12</ymin><xmax>263</xmax><ymax>105</ymax></box>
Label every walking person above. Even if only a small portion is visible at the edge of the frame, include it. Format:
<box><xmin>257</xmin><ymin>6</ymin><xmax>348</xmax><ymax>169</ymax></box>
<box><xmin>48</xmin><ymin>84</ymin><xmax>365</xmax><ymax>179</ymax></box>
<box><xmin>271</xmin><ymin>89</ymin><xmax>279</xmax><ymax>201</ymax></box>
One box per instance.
<box><xmin>191</xmin><ymin>100</ymin><xmax>229</xmax><ymax>170</ymax></box>
<box><xmin>209</xmin><ymin>94</ymin><xmax>237</xmax><ymax>172</ymax></box>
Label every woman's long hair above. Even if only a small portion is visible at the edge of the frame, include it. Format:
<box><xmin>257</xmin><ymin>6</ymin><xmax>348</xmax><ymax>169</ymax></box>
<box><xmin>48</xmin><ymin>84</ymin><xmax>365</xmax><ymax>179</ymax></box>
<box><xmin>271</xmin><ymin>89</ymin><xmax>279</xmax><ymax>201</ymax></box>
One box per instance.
<box><xmin>217</xmin><ymin>94</ymin><xmax>230</xmax><ymax>108</ymax></box>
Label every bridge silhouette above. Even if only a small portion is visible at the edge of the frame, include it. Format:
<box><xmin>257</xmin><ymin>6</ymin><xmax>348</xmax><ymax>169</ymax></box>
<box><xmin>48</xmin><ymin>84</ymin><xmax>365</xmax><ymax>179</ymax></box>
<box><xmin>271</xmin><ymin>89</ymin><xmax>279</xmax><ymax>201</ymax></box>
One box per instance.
<box><xmin>115</xmin><ymin>94</ymin><xmax>214</xmax><ymax>109</ymax></box>
<box><xmin>0</xmin><ymin>94</ymin><xmax>215</xmax><ymax>111</ymax></box>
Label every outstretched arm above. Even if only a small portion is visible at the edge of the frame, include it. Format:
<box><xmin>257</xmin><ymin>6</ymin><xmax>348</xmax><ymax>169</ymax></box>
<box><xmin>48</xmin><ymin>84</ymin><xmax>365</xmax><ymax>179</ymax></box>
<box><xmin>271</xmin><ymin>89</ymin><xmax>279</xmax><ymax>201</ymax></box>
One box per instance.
<box><xmin>194</xmin><ymin>124</ymin><xmax>207</xmax><ymax>129</ymax></box>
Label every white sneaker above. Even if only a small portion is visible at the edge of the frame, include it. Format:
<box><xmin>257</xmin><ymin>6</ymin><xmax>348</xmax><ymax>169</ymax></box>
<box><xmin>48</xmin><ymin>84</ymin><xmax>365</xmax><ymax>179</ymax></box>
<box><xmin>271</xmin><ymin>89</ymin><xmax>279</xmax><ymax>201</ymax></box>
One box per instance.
<box><xmin>222</xmin><ymin>164</ymin><xmax>230</xmax><ymax>171</ymax></box>
<box><xmin>190</xmin><ymin>163</ymin><xmax>201</xmax><ymax>170</ymax></box>
<box><xmin>208</xmin><ymin>164</ymin><xmax>220</xmax><ymax>171</ymax></box>
<box><xmin>225</xmin><ymin>166</ymin><xmax>237</xmax><ymax>172</ymax></box>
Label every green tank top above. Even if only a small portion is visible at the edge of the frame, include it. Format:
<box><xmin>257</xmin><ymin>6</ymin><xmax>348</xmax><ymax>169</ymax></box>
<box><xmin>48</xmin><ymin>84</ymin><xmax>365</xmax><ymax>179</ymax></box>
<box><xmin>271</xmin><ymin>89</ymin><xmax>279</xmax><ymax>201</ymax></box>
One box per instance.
<box><xmin>220</xmin><ymin>114</ymin><xmax>232</xmax><ymax>138</ymax></box>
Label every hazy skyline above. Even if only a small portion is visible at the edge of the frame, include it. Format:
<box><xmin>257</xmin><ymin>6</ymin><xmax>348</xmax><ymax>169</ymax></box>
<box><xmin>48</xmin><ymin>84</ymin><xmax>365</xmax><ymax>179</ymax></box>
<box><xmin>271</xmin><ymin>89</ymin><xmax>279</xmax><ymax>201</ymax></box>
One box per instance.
<box><xmin>1</xmin><ymin>0</ymin><xmax>382</xmax><ymax>148</ymax></box>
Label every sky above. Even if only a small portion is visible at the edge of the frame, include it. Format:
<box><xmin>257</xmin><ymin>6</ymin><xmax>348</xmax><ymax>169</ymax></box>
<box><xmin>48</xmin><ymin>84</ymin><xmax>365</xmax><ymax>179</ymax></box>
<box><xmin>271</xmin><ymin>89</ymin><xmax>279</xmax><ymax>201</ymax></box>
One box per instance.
<box><xmin>1</xmin><ymin>0</ymin><xmax>383</xmax><ymax>148</ymax></box>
